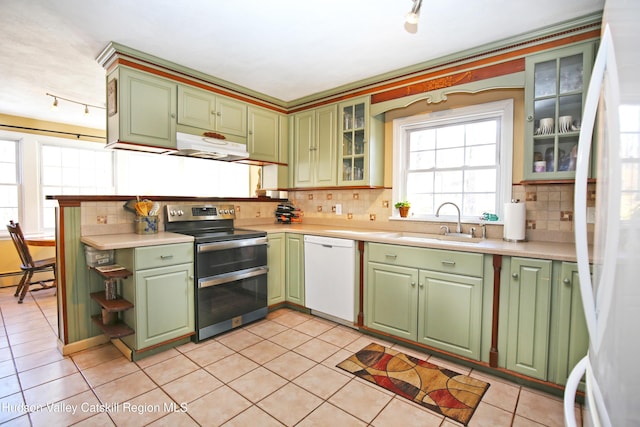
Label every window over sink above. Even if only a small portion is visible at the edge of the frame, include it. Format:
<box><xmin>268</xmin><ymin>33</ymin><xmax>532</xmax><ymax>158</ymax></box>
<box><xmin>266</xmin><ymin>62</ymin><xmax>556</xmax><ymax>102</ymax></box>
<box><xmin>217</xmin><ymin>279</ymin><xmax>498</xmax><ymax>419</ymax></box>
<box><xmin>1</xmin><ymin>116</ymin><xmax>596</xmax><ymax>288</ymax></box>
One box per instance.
<box><xmin>392</xmin><ymin>99</ymin><xmax>513</xmax><ymax>222</ymax></box>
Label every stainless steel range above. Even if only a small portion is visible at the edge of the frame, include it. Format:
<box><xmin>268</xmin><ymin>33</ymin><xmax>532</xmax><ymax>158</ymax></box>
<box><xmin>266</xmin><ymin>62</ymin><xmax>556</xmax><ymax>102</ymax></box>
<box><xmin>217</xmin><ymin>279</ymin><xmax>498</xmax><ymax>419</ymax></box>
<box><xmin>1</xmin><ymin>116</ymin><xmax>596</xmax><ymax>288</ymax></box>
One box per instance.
<box><xmin>165</xmin><ymin>204</ymin><xmax>268</xmax><ymax>342</ymax></box>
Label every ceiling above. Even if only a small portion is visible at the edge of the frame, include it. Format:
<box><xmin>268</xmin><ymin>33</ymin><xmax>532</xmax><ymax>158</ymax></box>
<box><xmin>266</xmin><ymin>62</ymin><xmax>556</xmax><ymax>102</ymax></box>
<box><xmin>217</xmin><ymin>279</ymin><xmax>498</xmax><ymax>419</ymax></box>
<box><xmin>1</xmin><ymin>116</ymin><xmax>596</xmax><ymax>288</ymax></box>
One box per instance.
<box><xmin>1</xmin><ymin>0</ymin><xmax>604</xmax><ymax>131</ymax></box>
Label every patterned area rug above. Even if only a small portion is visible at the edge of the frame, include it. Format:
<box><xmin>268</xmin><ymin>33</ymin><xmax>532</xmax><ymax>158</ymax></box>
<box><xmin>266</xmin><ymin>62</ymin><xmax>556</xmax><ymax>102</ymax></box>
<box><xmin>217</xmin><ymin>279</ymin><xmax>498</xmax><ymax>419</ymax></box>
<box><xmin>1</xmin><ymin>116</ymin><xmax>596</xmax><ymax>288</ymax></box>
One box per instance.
<box><xmin>337</xmin><ymin>343</ymin><xmax>489</xmax><ymax>425</ymax></box>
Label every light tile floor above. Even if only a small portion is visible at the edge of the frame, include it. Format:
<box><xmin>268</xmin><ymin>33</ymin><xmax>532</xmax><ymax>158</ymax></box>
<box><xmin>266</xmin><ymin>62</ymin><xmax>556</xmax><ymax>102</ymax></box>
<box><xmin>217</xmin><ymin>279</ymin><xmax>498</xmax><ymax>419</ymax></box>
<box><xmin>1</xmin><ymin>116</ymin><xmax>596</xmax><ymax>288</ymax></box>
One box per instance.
<box><xmin>0</xmin><ymin>286</ymin><xmax>583</xmax><ymax>426</ymax></box>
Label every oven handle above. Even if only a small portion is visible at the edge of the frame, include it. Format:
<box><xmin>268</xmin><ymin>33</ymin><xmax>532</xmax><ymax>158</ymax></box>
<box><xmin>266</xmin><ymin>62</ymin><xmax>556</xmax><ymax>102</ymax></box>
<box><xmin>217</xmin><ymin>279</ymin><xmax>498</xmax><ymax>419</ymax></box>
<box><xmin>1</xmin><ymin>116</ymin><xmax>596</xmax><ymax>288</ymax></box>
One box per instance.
<box><xmin>198</xmin><ymin>266</ymin><xmax>269</xmax><ymax>289</ymax></box>
<box><xmin>197</xmin><ymin>237</ymin><xmax>268</xmax><ymax>253</ymax></box>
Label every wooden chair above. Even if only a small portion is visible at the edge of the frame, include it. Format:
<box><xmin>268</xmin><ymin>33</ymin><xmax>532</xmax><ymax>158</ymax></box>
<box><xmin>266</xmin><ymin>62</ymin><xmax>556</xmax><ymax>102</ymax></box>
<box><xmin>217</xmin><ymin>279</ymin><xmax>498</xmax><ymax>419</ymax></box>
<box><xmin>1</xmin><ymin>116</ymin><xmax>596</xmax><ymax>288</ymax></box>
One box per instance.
<box><xmin>6</xmin><ymin>220</ymin><xmax>57</xmax><ymax>303</ymax></box>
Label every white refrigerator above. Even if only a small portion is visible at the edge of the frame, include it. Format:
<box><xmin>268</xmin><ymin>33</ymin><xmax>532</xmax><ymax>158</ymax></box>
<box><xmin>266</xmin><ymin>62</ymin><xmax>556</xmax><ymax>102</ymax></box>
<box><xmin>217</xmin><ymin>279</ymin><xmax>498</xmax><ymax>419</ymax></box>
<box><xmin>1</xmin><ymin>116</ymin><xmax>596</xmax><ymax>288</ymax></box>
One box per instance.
<box><xmin>564</xmin><ymin>0</ymin><xmax>640</xmax><ymax>426</ymax></box>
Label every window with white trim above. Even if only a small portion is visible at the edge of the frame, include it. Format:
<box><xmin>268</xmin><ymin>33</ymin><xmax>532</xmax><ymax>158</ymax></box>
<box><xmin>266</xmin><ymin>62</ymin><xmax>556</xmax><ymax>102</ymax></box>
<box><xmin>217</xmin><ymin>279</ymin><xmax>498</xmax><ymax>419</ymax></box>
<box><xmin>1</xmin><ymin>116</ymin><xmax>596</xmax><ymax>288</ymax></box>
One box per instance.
<box><xmin>393</xmin><ymin>99</ymin><xmax>513</xmax><ymax>221</ymax></box>
<box><xmin>0</xmin><ymin>129</ymin><xmax>252</xmax><ymax>234</ymax></box>
<box><xmin>41</xmin><ymin>142</ymin><xmax>115</xmax><ymax>230</ymax></box>
<box><xmin>0</xmin><ymin>139</ymin><xmax>19</xmax><ymax>228</ymax></box>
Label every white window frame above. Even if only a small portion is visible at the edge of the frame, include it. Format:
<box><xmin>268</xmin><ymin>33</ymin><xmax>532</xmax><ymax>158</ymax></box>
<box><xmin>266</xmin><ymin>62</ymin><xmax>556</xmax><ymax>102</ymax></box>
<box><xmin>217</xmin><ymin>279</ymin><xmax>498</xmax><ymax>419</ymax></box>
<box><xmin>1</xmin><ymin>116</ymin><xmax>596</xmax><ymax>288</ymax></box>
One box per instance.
<box><xmin>0</xmin><ymin>137</ymin><xmax>21</xmax><ymax>236</ymax></box>
<box><xmin>392</xmin><ymin>99</ymin><xmax>513</xmax><ymax>223</ymax></box>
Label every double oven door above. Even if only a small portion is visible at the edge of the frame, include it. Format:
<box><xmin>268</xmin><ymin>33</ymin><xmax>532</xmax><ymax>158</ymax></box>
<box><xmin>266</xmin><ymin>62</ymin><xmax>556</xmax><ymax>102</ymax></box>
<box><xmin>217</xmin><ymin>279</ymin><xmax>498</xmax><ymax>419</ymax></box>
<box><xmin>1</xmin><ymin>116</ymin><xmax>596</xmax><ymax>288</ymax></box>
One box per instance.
<box><xmin>195</xmin><ymin>236</ymin><xmax>268</xmax><ymax>341</ymax></box>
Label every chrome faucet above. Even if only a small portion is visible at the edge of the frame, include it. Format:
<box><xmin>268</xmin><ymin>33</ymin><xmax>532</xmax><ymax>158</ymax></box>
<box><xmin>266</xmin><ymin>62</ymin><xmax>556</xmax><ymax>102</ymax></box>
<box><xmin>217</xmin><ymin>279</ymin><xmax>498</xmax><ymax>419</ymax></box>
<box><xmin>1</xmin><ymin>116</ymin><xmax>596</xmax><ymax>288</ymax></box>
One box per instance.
<box><xmin>435</xmin><ymin>202</ymin><xmax>462</xmax><ymax>234</ymax></box>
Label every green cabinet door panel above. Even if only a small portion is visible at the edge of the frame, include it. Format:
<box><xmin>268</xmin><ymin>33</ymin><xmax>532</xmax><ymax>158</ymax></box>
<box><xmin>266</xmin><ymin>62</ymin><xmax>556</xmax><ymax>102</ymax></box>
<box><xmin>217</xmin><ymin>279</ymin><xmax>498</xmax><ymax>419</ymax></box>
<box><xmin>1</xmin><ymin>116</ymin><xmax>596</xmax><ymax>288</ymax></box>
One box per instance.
<box><xmin>129</xmin><ymin>263</ymin><xmax>194</xmax><ymax>350</ymax></box>
<box><xmin>418</xmin><ymin>271</ymin><xmax>483</xmax><ymax>359</ymax></box>
<box><xmin>119</xmin><ymin>67</ymin><xmax>177</xmax><ymax>148</ymax></box>
<box><xmin>215</xmin><ymin>96</ymin><xmax>247</xmax><ymax>137</ymax></box>
<box><xmin>267</xmin><ymin>233</ymin><xmax>286</xmax><ymax>305</ymax></box>
<box><xmin>293</xmin><ymin>111</ymin><xmax>314</xmax><ymax>187</ymax></box>
<box><xmin>248</xmin><ymin>106</ymin><xmax>280</xmax><ymax>163</ymax></box>
<box><xmin>285</xmin><ymin>234</ymin><xmax>305</xmax><ymax>305</ymax></box>
<box><xmin>506</xmin><ymin>257</ymin><xmax>552</xmax><ymax>380</ymax></box>
<box><xmin>315</xmin><ymin>105</ymin><xmax>338</xmax><ymax>187</ymax></box>
<box><xmin>366</xmin><ymin>262</ymin><xmax>418</xmax><ymax>340</ymax></box>
<box><xmin>552</xmin><ymin>262</ymin><xmax>589</xmax><ymax>387</ymax></box>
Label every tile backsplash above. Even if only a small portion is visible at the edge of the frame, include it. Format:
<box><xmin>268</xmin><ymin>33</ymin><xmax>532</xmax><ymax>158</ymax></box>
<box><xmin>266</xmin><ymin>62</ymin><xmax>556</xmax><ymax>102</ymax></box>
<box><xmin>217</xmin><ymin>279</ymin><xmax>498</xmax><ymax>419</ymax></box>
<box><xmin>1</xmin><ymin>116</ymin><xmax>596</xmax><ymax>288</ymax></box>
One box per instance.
<box><xmin>80</xmin><ymin>183</ymin><xmax>595</xmax><ymax>243</ymax></box>
<box><xmin>287</xmin><ymin>183</ymin><xmax>596</xmax><ymax>243</ymax></box>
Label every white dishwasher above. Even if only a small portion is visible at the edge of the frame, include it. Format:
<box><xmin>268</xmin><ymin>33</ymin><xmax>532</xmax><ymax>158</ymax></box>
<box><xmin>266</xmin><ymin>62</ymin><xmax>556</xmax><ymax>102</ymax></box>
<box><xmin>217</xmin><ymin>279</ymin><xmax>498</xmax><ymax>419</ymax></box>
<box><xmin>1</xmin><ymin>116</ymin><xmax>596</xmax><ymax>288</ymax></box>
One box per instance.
<box><xmin>304</xmin><ymin>235</ymin><xmax>355</xmax><ymax>325</ymax></box>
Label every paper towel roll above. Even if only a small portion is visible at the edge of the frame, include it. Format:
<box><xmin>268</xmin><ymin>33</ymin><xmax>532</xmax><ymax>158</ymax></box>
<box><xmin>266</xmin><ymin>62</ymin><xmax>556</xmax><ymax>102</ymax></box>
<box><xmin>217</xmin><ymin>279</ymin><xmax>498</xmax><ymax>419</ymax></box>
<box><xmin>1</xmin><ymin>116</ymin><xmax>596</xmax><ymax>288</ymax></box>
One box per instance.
<box><xmin>503</xmin><ymin>201</ymin><xmax>526</xmax><ymax>242</ymax></box>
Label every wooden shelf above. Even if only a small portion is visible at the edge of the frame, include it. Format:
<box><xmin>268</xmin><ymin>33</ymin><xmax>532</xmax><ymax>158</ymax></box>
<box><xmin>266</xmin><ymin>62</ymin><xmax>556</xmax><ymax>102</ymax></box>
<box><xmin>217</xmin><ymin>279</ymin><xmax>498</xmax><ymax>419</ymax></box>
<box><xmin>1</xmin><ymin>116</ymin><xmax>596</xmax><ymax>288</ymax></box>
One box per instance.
<box><xmin>90</xmin><ymin>291</ymin><xmax>133</xmax><ymax>312</ymax></box>
<box><xmin>91</xmin><ymin>315</ymin><xmax>134</xmax><ymax>338</ymax></box>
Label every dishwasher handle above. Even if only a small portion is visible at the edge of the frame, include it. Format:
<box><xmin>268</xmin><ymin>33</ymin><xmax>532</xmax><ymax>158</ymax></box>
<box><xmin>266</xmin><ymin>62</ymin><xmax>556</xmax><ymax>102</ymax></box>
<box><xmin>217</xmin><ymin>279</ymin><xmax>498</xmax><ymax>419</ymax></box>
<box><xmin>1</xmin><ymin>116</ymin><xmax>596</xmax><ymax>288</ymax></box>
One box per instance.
<box><xmin>303</xmin><ymin>235</ymin><xmax>354</xmax><ymax>248</ymax></box>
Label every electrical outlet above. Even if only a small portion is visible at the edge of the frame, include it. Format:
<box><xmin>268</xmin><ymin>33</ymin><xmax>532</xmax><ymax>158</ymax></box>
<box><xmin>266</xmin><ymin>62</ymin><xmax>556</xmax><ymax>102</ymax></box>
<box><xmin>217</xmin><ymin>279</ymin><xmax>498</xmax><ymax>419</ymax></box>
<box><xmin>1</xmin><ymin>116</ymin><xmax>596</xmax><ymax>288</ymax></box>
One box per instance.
<box><xmin>335</xmin><ymin>204</ymin><xmax>342</xmax><ymax>215</ymax></box>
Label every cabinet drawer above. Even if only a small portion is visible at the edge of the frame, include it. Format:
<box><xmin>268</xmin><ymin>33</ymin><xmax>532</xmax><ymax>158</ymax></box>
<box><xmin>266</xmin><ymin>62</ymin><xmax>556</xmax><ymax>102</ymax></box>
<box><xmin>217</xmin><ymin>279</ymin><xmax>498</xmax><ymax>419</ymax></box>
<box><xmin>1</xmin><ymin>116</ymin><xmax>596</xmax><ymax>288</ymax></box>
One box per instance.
<box><xmin>135</xmin><ymin>243</ymin><xmax>193</xmax><ymax>270</ymax></box>
<box><xmin>368</xmin><ymin>243</ymin><xmax>483</xmax><ymax>277</ymax></box>
<box><xmin>369</xmin><ymin>243</ymin><xmax>427</xmax><ymax>266</ymax></box>
<box><xmin>420</xmin><ymin>249</ymin><xmax>483</xmax><ymax>277</ymax></box>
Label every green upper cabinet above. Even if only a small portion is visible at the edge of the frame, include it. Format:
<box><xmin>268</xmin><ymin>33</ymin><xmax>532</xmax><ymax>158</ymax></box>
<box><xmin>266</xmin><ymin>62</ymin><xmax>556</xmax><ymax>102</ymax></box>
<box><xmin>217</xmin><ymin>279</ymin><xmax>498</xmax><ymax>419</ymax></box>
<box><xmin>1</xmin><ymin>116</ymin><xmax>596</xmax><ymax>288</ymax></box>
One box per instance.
<box><xmin>248</xmin><ymin>106</ymin><xmax>286</xmax><ymax>163</ymax></box>
<box><xmin>550</xmin><ymin>261</ymin><xmax>589</xmax><ymax>388</ymax></box>
<box><xmin>292</xmin><ymin>105</ymin><xmax>338</xmax><ymax>188</ymax></box>
<box><xmin>108</xmin><ymin>66</ymin><xmax>177</xmax><ymax>152</ymax></box>
<box><xmin>177</xmin><ymin>85</ymin><xmax>247</xmax><ymax>138</ymax></box>
<box><xmin>523</xmin><ymin>42</ymin><xmax>596</xmax><ymax>180</ymax></box>
<box><xmin>506</xmin><ymin>257</ymin><xmax>552</xmax><ymax>380</ymax></box>
<box><xmin>338</xmin><ymin>97</ymin><xmax>384</xmax><ymax>187</ymax></box>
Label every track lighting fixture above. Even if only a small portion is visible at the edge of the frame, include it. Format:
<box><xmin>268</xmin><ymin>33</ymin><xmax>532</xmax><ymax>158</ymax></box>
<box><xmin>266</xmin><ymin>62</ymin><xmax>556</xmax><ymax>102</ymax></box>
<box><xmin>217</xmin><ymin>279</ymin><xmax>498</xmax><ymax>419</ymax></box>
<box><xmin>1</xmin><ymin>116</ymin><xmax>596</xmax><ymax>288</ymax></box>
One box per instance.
<box><xmin>46</xmin><ymin>92</ymin><xmax>105</xmax><ymax>116</ymax></box>
<box><xmin>404</xmin><ymin>0</ymin><xmax>423</xmax><ymax>33</ymax></box>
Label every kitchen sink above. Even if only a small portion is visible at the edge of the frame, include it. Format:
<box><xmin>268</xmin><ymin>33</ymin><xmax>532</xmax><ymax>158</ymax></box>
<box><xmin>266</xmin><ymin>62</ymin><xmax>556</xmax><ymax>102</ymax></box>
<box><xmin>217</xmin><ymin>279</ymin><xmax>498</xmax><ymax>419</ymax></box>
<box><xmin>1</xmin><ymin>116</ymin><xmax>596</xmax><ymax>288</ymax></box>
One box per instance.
<box><xmin>380</xmin><ymin>232</ymin><xmax>483</xmax><ymax>244</ymax></box>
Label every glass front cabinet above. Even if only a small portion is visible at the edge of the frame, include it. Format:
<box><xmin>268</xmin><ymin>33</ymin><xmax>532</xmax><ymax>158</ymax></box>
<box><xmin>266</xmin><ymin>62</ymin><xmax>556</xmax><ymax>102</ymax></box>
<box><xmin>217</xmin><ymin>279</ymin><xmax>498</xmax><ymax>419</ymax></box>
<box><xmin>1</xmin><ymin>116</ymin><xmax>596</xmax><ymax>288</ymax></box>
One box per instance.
<box><xmin>337</xmin><ymin>97</ymin><xmax>384</xmax><ymax>187</ymax></box>
<box><xmin>523</xmin><ymin>42</ymin><xmax>596</xmax><ymax>181</ymax></box>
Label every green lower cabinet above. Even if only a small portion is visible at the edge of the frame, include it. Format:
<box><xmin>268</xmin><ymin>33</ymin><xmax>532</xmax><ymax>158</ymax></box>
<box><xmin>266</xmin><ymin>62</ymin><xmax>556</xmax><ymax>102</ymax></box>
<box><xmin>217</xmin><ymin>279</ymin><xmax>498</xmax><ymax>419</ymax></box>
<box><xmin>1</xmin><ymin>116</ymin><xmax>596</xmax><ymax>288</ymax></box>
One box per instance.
<box><xmin>285</xmin><ymin>234</ymin><xmax>305</xmax><ymax>305</ymax></box>
<box><xmin>550</xmin><ymin>262</ymin><xmax>589</xmax><ymax>388</ymax></box>
<box><xmin>267</xmin><ymin>233</ymin><xmax>286</xmax><ymax>305</ymax></box>
<box><xmin>418</xmin><ymin>271</ymin><xmax>483</xmax><ymax>360</ymax></box>
<box><xmin>506</xmin><ymin>257</ymin><xmax>552</xmax><ymax>380</ymax></box>
<box><xmin>366</xmin><ymin>262</ymin><xmax>419</xmax><ymax>341</ymax></box>
<box><xmin>119</xmin><ymin>243</ymin><xmax>194</xmax><ymax>351</ymax></box>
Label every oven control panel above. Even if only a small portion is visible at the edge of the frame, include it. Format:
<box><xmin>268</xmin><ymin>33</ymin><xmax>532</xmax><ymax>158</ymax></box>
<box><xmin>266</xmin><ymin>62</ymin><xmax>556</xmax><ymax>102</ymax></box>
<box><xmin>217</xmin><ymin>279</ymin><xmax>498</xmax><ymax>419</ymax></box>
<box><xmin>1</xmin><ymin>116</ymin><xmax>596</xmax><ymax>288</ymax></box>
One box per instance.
<box><xmin>165</xmin><ymin>204</ymin><xmax>236</xmax><ymax>222</ymax></box>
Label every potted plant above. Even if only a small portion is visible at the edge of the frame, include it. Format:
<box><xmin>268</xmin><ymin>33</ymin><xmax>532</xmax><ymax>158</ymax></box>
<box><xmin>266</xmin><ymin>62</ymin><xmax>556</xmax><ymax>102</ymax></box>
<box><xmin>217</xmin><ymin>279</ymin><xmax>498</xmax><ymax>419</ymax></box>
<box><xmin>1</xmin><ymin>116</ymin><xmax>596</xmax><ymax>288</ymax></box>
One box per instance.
<box><xmin>395</xmin><ymin>201</ymin><xmax>411</xmax><ymax>218</ymax></box>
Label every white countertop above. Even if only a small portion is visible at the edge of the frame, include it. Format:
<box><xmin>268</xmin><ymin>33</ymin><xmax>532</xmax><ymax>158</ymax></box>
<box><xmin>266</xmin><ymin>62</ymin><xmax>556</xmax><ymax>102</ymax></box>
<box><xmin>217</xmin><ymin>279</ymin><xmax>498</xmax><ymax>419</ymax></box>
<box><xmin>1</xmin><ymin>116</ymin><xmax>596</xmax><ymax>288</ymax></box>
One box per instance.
<box><xmin>256</xmin><ymin>224</ymin><xmax>582</xmax><ymax>262</ymax></box>
<box><xmin>79</xmin><ymin>224</ymin><xmax>582</xmax><ymax>262</ymax></box>
<box><xmin>80</xmin><ymin>232</ymin><xmax>194</xmax><ymax>250</ymax></box>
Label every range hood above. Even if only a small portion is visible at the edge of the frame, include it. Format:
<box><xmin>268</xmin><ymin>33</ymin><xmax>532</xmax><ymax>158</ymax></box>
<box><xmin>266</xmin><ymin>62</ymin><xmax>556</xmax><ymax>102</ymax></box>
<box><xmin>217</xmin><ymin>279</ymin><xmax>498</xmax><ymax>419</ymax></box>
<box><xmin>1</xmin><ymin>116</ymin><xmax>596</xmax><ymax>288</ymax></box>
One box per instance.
<box><xmin>173</xmin><ymin>132</ymin><xmax>249</xmax><ymax>161</ymax></box>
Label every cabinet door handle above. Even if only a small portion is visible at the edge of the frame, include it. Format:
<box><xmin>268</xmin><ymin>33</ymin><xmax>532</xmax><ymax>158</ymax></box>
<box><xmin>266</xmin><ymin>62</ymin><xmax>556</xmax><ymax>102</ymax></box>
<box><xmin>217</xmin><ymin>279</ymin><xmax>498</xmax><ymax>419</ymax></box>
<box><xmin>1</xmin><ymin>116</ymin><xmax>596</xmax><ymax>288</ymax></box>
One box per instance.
<box><xmin>217</xmin><ymin>112</ymin><xmax>222</xmax><ymax>117</ymax></box>
<box><xmin>160</xmin><ymin>255</ymin><xmax>174</xmax><ymax>260</ymax></box>
<box><xmin>170</xmin><ymin>113</ymin><xmax>176</xmax><ymax>118</ymax></box>
<box><xmin>527</xmin><ymin>114</ymin><xmax>534</xmax><ymax>122</ymax></box>
<box><xmin>411</xmin><ymin>281</ymin><xmax>416</xmax><ymax>287</ymax></box>
<box><xmin>385</xmin><ymin>254</ymin><xmax>398</xmax><ymax>259</ymax></box>
<box><xmin>512</xmin><ymin>272</ymin><xmax>519</xmax><ymax>279</ymax></box>
<box><xmin>441</xmin><ymin>260</ymin><xmax>456</xmax><ymax>266</ymax></box>
<box><xmin>563</xmin><ymin>277</ymin><xmax>571</xmax><ymax>285</ymax></box>
<box><xmin>419</xmin><ymin>282</ymin><xmax>424</xmax><ymax>288</ymax></box>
